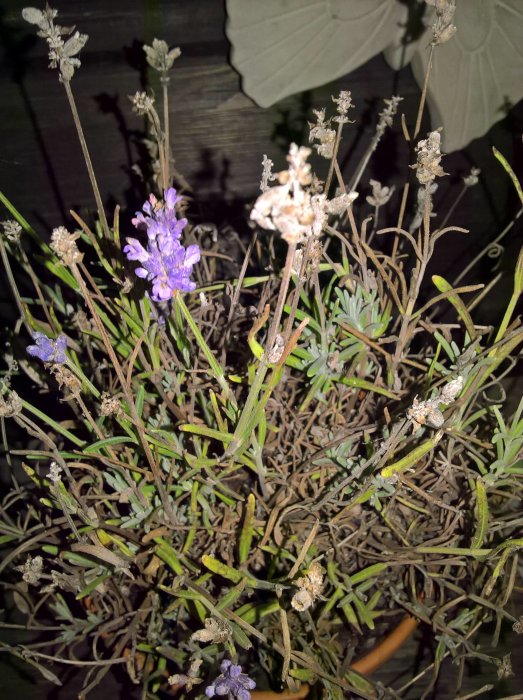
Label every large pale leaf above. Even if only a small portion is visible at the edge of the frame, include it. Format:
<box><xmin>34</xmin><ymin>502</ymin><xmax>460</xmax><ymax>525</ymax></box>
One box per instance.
<box><xmin>226</xmin><ymin>0</ymin><xmax>403</xmax><ymax>108</ymax></box>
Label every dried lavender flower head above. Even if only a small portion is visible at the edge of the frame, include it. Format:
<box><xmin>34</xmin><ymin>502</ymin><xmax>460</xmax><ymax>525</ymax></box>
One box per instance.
<box><xmin>50</xmin><ymin>226</ymin><xmax>83</xmax><ymax>266</ymax></box>
<box><xmin>22</xmin><ymin>6</ymin><xmax>88</xmax><ymax>81</ymax></box>
<box><xmin>129</xmin><ymin>91</ymin><xmax>155</xmax><ymax>116</ymax></box>
<box><xmin>366</xmin><ymin>180</ymin><xmax>394</xmax><ymax>208</ymax></box>
<box><xmin>27</xmin><ymin>332</ymin><xmax>67</xmax><ymax>364</ymax></box>
<box><xmin>426</xmin><ymin>0</ymin><xmax>457</xmax><ymax>46</ymax></box>
<box><xmin>1</xmin><ymin>220</ymin><xmax>22</xmax><ymax>243</ymax></box>
<box><xmin>143</xmin><ymin>38</ymin><xmax>181</xmax><ymax>78</ymax></box>
<box><xmin>205</xmin><ymin>660</ymin><xmax>256</xmax><ymax>700</ymax></box>
<box><xmin>412</xmin><ymin>130</ymin><xmax>447</xmax><ymax>186</ymax></box>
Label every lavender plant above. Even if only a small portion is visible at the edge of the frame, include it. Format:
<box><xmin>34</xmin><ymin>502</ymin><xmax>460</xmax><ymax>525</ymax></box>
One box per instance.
<box><xmin>1</xmin><ymin>3</ymin><xmax>523</xmax><ymax>699</ymax></box>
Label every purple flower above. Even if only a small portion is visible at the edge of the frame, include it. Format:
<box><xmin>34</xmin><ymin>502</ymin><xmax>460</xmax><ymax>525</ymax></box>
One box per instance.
<box><xmin>205</xmin><ymin>660</ymin><xmax>256</xmax><ymax>700</ymax></box>
<box><xmin>27</xmin><ymin>332</ymin><xmax>67</xmax><ymax>364</ymax></box>
<box><xmin>124</xmin><ymin>188</ymin><xmax>200</xmax><ymax>301</ymax></box>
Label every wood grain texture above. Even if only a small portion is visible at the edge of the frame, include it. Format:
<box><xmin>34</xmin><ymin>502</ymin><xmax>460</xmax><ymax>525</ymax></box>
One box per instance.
<box><xmin>2</xmin><ymin>0</ymin><xmax>521</xmax><ymax>255</ymax></box>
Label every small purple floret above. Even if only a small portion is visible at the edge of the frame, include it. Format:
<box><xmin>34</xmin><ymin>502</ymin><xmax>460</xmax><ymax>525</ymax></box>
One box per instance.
<box><xmin>27</xmin><ymin>332</ymin><xmax>67</xmax><ymax>364</ymax></box>
<box><xmin>124</xmin><ymin>188</ymin><xmax>199</xmax><ymax>301</ymax></box>
<box><xmin>205</xmin><ymin>660</ymin><xmax>256</xmax><ymax>700</ymax></box>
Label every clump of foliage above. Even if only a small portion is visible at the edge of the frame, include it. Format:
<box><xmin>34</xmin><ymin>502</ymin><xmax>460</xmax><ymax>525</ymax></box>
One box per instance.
<box><xmin>1</xmin><ymin>3</ymin><xmax>523</xmax><ymax>699</ymax></box>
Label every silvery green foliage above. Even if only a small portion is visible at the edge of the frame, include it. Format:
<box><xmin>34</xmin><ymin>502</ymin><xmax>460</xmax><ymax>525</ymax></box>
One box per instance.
<box><xmin>487</xmin><ymin>397</ymin><xmax>523</xmax><ymax>485</ymax></box>
<box><xmin>333</xmin><ymin>286</ymin><xmax>390</xmax><ymax>340</ymax></box>
<box><xmin>143</xmin><ymin>38</ymin><xmax>181</xmax><ymax>77</ymax></box>
<box><xmin>22</xmin><ymin>6</ymin><xmax>88</xmax><ymax>81</ymax></box>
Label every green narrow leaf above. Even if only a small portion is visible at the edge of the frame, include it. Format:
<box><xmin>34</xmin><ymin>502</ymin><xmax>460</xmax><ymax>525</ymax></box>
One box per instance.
<box><xmin>493</xmin><ymin>147</ymin><xmax>523</xmax><ymax>206</ymax></box>
<box><xmin>76</xmin><ymin>572</ymin><xmax>111</xmax><ymax>600</ymax></box>
<box><xmin>339</xmin><ymin>376</ymin><xmax>398</xmax><ymax>400</ymax></box>
<box><xmin>471</xmin><ymin>478</ymin><xmax>489</xmax><ymax>550</ymax></box>
<box><xmin>202</xmin><ymin>555</ymin><xmax>243</xmax><ymax>583</ymax></box>
<box><xmin>239</xmin><ymin>493</ymin><xmax>256</xmax><ymax>565</ymax></box>
<box><xmin>21</xmin><ymin>400</ymin><xmax>86</xmax><ymax>447</ymax></box>
<box><xmin>349</xmin><ymin>563</ymin><xmax>387</xmax><ymax>585</ymax></box>
<box><xmin>431</xmin><ymin>275</ymin><xmax>477</xmax><ymax>340</ymax></box>
<box><xmin>135</xmin><ymin>384</ymin><xmax>145</xmax><ymax>419</ymax></box>
<box><xmin>381</xmin><ymin>438</ymin><xmax>437</xmax><ymax>478</ymax></box>
<box><xmin>180</xmin><ymin>423</ymin><xmax>235</xmax><ymax>444</ymax></box>
<box><xmin>83</xmin><ymin>435</ymin><xmax>139</xmax><ymax>454</ymax></box>
<box><xmin>155</xmin><ymin>538</ymin><xmax>185</xmax><ymax>575</ymax></box>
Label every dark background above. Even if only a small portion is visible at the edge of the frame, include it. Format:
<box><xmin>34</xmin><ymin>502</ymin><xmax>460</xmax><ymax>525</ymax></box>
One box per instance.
<box><xmin>1</xmin><ymin>0</ymin><xmax>523</xmax><ymax>698</ymax></box>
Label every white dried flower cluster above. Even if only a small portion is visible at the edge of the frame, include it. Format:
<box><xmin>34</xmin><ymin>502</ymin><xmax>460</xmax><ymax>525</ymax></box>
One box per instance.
<box><xmin>251</xmin><ymin>144</ymin><xmax>320</xmax><ymax>245</ymax></box>
<box><xmin>252</xmin><ymin>142</ymin><xmax>358</xmax><ymax>244</ymax></box>
<box><xmin>291</xmin><ymin>562</ymin><xmax>325</xmax><ymax>612</ymax></box>
<box><xmin>17</xmin><ymin>554</ymin><xmax>44</xmax><ymax>585</ymax></box>
<box><xmin>168</xmin><ymin>658</ymin><xmax>203</xmax><ymax>690</ymax></box>
<box><xmin>366</xmin><ymin>180</ymin><xmax>394</xmax><ymax>208</ymax></box>
<box><xmin>463</xmin><ymin>167</ymin><xmax>481</xmax><ymax>187</ymax></box>
<box><xmin>190</xmin><ymin>616</ymin><xmax>231</xmax><ymax>644</ymax></box>
<box><xmin>199</xmin><ymin>291</ymin><xmax>211</xmax><ymax>308</ymax></box>
<box><xmin>426</xmin><ymin>0</ymin><xmax>457</xmax><ymax>46</ymax></box>
<box><xmin>267</xmin><ymin>334</ymin><xmax>285</xmax><ymax>364</ymax></box>
<box><xmin>0</xmin><ymin>389</ymin><xmax>23</xmax><ymax>418</ymax></box>
<box><xmin>100</xmin><ymin>392</ymin><xmax>123</xmax><ymax>418</ymax></box>
<box><xmin>332</xmin><ymin>90</ymin><xmax>354</xmax><ymax>124</ymax></box>
<box><xmin>47</xmin><ymin>461</ymin><xmax>63</xmax><ymax>484</ymax></box>
<box><xmin>260</xmin><ymin>154</ymin><xmax>276</xmax><ymax>192</ymax></box>
<box><xmin>376</xmin><ymin>96</ymin><xmax>403</xmax><ymax>137</ymax></box>
<box><xmin>1</xmin><ymin>220</ymin><xmax>22</xmax><ymax>243</ymax></box>
<box><xmin>129</xmin><ymin>91</ymin><xmax>155</xmax><ymax>116</ymax></box>
<box><xmin>309</xmin><ymin>108</ymin><xmax>336</xmax><ymax>159</ymax></box>
<box><xmin>412</xmin><ymin>130</ymin><xmax>447</xmax><ymax>186</ymax></box>
<box><xmin>50</xmin><ymin>226</ymin><xmax>83</xmax><ymax>266</ymax></box>
<box><xmin>513</xmin><ymin>616</ymin><xmax>523</xmax><ymax>634</ymax></box>
<box><xmin>407</xmin><ymin>376</ymin><xmax>463</xmax><ymax>431</ymax></box>
<box><xmin>22</xmin><ymin>6</ymin><xmax>88</xmax><ymax>82</ymax></box>
<box><xmin>143</xmin><ymin>38</ymin><xmax>181</xmax><ymax>78</ymax></box>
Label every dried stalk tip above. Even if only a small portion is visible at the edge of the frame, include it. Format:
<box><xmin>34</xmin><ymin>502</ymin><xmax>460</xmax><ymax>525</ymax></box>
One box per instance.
<box><xmin>332</xmin><ymin>90</ymin><xmax>354</xmax><ymax>124</ymax></box>
<box><xmin>129</xmin><ymin>91</ymin><xmax>155</xmax><ymax>116</ymax></box>
<box><xmin>1</xmin><ymin>220</ymin><xmax>22</xmax><ymax>242</ymax></box>
<box><xmin>50</xmin><ymin>226</ymin><xmax>83</xmax><ymax>266</ymax></box>
<box><xmin>22</xmin><ymin>6</ymin><xmax>88</xmax><ymax>81</ymax></box>
<box><xmin>0</xmin><ymin>389</ymin><xmax>23</xmax><ymax>417</ymax></box>
<box><xmin>426</xmin><ymin>0</ymin><xmax>457</xmax><ymax>46</ymax></box>
<box><xmin>291</xmin><ymin>562</ymin><xmax>325</xmax><ymax>612</ymax></box>
<box><xmin>143</xmin><ymin>38</ymin><xmax>181</xmax><ymax>78</ymax></box>
<box><xmin>100</xmin><ymin>392</ymin><xmax>123</xmax><ymax>418</ymax></box>
<box><xmin>16</xmin><ymin>554</ymin><xmax>44</xmax><ymax>585</ymax></box>
<box><xmin>407</xmin><ymin>376</ymin><xmax>463</xmax><ymax>430</ymax></box>
<box><xmin>47</xmin><ymin>461</ymin><xmax>63</xmax><ymax>484</ymax></box>
<box><xmin>366</xmin><ymin>180</ymin><xmax>394</xmax><ymax>208</ymax></box>
<box><xmin>191</xmin><ymin>616</ymin><xmax>231</xmax><ymax>644</ymax></box>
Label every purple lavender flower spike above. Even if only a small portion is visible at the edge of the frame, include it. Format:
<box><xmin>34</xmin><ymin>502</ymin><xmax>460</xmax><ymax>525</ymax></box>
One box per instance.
<box><xmin>124</xmin><ymin>189</ymin><xmax>200</xmax><ymax>301</ymax></box>
<box><xmin>27</xmin><ymin>332</ymin><xmax>67</xmax><ymax>364</ymax></box>
<box><xmin>205</xmin><ymin>660</ymin><xmax>256</xmax><ymax>700</ymax></box>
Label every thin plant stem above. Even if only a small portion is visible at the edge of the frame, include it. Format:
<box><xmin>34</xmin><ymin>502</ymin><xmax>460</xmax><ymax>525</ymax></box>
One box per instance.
<box><xmin>0</xmin><ymin>237</ymin><xmax>31</xmax><ymax>334</ymax></box>
<box><xmin>62</xmin><ymin>81</ymin><xmax>110</xmax><ymax>240</ymax></box>
<box><xmin>71</xmin><ymin>264</ymin><xmax>177</xmax><ymax>526</ymax></box>
<box><xmin>325</xmin><ymin>121</ymin><xmax>344</xmax><ymax>196</ymax></box>
<box><xmin>230</xmin><ymin>242</ymin><xmax>296</xmax><ymax>453</ymax></box>
<box><xmin>413</xmin><ymin>45</ymin><xmax>435</xmax><ymax>140</ymax></box>
<box><xmin>162</xmin><ymin>80</ymin><xmax>170</xmax><ymax>189</ymax></box>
